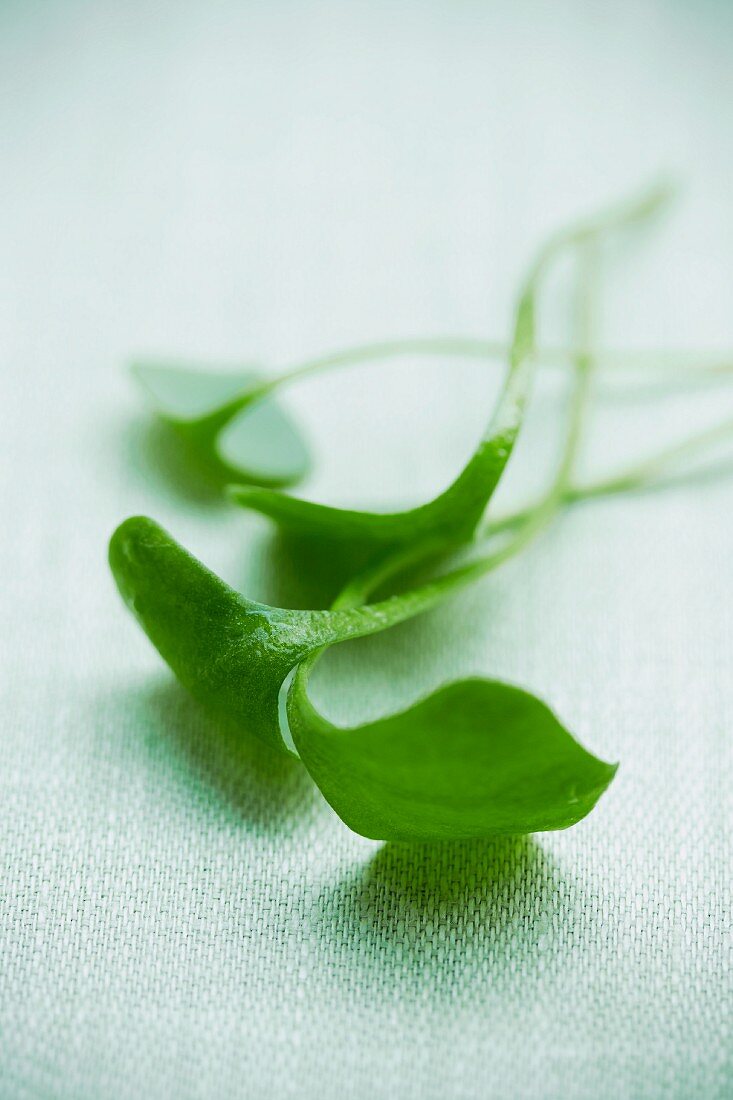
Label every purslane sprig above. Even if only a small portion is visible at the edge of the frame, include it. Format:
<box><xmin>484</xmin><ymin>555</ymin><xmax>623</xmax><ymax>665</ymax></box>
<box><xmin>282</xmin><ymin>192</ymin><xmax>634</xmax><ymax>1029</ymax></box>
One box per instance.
<box><xmin>112</xmin><ymin>184</ymin><xmax>733</xmax><ymax>841</ymax></box>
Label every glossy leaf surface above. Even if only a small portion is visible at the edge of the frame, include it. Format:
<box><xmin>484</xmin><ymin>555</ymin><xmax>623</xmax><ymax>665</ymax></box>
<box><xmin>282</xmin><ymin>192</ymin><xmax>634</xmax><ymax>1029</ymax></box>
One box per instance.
<box><xmin>288</xmin><ymin>676</ymin><xmax>617</xmax><ymax>841</ymax></box>
<box><xmin>109</xmin><ymin>517</ymin><xmax>477</xmax><ymax>753</ymax></box>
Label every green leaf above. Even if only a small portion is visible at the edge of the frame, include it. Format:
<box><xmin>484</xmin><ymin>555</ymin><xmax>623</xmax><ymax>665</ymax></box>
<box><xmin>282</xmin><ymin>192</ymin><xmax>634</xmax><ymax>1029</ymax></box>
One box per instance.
<box><xmin>108</xmin><ymin>516</ymin><xmax>476</xmax><ymax>754</ymax></box>
<box><xmin>132</xmin><ymin>363</ymin><xmax>310</xmax><ymax>488</ymax></box>
<box><xmin>109</xmin><ymin>515</ymin><xmax>337</xmax><ymax>751</ymax></box>
<box><xmin>287</xmin><ymin>675</ymin><xmax>617</xmax><ymax>841</ymax></box>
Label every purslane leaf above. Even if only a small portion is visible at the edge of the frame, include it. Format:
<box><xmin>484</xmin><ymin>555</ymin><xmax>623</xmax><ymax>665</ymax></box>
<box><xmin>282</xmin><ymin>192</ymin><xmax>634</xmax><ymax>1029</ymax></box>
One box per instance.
<box><xmin>287</xmin><ymin>675</ymin><xmax>617</xmax><ymax>841</ymax></box>
<box><xmin>132</xmin><ymin>363</ymin><xmax>310</xmax><ymax>488</ymax></box>
<box><xmin>108</xmin><ymin>516</ymin><xmax>495</xmax><ymax>754</ymax></box>
<box><xmin>110</xmin><ymin>515</ymin><xmax>325</xmax><ymax>750</ymax></box>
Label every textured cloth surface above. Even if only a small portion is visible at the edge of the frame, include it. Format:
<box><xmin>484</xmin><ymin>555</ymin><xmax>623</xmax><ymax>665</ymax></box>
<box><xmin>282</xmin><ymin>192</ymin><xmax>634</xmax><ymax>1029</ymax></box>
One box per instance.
<box><xmin>1</xmin><ymin>3</ymin><xmax>732</xmax><ymax>1098</ymax></box>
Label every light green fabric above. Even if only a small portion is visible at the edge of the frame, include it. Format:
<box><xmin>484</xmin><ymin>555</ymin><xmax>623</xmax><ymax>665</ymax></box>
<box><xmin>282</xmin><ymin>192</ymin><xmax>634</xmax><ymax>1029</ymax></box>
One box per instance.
<box><xmin>1</xmin><ymin>2</ymin><xmax>732</xmax><ymax>1098</ymax></box>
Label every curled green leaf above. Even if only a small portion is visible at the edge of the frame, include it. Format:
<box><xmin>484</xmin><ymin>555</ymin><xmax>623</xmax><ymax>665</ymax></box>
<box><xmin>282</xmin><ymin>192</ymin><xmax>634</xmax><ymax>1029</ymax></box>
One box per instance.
<box><xmin>287</xmin><ymin>675</ymin><xmax>617</xmax><ymax>841</ymax></box>
<box><xmin>108</xmin><ymin>516</ymin><xmax>479</xmax><ymax>754</ymax></box>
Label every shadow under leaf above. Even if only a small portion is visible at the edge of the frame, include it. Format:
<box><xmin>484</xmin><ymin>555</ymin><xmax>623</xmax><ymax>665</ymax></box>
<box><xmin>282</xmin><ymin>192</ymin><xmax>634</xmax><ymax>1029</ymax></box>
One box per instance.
<box><xmin>311</xmin><ymin>836</ymin><xmax>576</xmax><ymax>1002</ymax></box>
<box><xmin>258</xmin><ymin>527</ymin><xmax>463</xmax><ymax>611</ymax></box>
<box><xmin>257</xmin><ymin>529</ymin><xmax>380</xmax><ymax>610</ymax></box>
<box><xmin>121</xmin><ymin>414</ymin><xmax>229</xmax><ymax>507</ymax></box>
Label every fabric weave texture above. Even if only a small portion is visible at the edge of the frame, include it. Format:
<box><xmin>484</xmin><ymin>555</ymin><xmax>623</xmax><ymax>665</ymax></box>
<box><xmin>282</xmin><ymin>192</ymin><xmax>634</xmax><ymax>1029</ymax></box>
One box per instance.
<box><xmin>1</xmin><ymin>2</ymin><xmax>731</xmax><ymax>1097</ymax></box>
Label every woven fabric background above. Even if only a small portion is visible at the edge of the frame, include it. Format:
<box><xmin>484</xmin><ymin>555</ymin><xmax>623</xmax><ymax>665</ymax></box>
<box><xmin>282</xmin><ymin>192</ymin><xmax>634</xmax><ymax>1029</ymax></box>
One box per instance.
<box><xmin>1</xmin><ymin>2</ymin><xmax>731</xmax><ymax>1098</ymax></box>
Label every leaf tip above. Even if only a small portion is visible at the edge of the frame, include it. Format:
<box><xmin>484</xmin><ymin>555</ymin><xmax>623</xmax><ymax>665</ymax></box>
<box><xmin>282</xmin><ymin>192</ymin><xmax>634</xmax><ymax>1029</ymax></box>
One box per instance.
<box><xmin>108</xmin><ymin>514</ymin><xmax>167</xmax><ymax>598</ymax></box>
<box><xmin>569</xmin><ymin>755</ymin><xmax>618</xmax><ymax>825</ymax></box>
<box><xmin>109</xmin><ymin>513</ymin><xmax>161</xmax><ymax>556</ymax></box>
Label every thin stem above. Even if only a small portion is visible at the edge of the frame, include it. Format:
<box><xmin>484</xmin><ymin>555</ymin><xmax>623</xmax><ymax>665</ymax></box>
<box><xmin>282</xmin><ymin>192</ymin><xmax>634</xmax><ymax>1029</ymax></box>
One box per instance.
<box><xmin>552</xmin><ymin>243</ymin><xmax>599</xmax><ymax>491</ymax></box>
<box><xmin>170</xmin><ymin>335</ymin><xmax>733</xmax><ymax>439</ymax></box>
<box><xmin>351</xmin><ymin>403</ymin><xmax>733</xmax><ymax>631</ymax></box>
<box><xmin>272</xmin><ymin>338</ymin><xmax>733</xmax><ymax>385</ymax></box>
<box><xmin>483</xmin><ymin>412</ymin><xmax>733</xmax><ymax>538</ymax></box>
<box><xmin>195</xmin><ymin>185</ymin><xmax>716</xmax><ymax>436</ymax></box>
